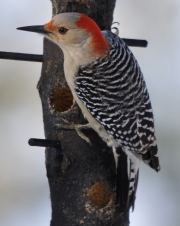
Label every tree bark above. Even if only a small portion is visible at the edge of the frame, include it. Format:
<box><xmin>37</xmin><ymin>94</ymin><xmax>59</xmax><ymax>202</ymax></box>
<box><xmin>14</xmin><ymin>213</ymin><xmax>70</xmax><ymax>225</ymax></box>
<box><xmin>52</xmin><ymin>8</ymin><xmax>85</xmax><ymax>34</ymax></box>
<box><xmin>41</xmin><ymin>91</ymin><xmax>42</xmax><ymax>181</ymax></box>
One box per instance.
<box><xmin>38</xmin><ymin>0</ymin><xmax>129</xmax><ymax>225</ymax></box>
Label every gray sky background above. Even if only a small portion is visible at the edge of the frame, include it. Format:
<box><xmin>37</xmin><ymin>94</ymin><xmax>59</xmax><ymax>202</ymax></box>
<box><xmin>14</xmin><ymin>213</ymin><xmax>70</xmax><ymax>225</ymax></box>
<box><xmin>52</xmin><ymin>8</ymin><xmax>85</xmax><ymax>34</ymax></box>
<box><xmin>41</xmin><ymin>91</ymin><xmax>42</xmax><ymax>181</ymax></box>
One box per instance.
<box><xmin>0</xmin><ymin>0</ymin><xmax>180</xmax><ymax>225</ymax></box>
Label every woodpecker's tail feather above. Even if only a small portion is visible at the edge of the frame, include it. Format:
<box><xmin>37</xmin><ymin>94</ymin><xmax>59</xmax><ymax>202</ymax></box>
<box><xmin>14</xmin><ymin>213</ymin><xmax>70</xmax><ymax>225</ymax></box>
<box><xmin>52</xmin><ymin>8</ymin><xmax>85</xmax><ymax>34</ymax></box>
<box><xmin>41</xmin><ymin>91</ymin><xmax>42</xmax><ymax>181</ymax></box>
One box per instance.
<box><xmin>129</xmin><ymin>169</ymin><xmax>139</xmax><ymax>211</ymax></box>
<box><xmin>116</xmin><ymin>150</ymin><xmax>139</xmax><ymax>212</ymax></box>
<box><xmin>116</xmin><ymin>151</ymin><xmax>129</xmax><ymax>212</ymax></box>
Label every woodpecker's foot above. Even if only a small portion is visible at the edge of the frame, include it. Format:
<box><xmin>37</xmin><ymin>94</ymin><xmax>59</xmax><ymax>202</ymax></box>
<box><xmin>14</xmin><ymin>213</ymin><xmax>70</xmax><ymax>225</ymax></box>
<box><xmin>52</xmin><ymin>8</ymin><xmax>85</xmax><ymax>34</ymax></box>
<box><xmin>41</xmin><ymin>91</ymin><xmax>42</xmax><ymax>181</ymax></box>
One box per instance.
<box><xmin>55</xmin><ymin>123</ymin><xmax>91</xmax><ymax>144</ymax></box>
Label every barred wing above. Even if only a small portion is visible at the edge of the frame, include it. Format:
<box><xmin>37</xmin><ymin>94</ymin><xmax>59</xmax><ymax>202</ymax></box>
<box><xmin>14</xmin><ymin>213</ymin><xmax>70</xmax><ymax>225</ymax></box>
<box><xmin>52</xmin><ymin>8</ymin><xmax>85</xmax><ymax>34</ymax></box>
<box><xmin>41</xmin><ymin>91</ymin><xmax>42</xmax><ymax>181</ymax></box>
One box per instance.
<box><xmin>75</xmin><ymin>31</ymin><xmax>160</xmax><ymax>171</ymax></box>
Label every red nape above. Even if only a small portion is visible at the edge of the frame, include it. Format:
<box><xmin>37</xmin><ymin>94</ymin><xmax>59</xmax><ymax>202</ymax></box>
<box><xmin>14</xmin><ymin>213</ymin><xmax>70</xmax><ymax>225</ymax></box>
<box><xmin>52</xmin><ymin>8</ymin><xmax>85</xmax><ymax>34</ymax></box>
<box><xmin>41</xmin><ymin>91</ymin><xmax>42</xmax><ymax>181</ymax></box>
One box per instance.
<box><xmin>75</xmin><ymin>14</ymin><xmax>109</xmax><ymax>57</ymax></box>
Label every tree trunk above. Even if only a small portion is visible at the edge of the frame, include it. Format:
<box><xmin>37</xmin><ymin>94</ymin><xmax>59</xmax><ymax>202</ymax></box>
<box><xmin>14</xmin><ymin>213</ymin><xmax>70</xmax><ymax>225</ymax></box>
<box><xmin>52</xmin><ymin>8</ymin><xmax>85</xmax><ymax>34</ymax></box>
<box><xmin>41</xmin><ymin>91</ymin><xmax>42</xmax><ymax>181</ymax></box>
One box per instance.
<box><xmin>38</xmin><ymin>0</ymin><xmax>129</xmax><ymax>225</ymax></box>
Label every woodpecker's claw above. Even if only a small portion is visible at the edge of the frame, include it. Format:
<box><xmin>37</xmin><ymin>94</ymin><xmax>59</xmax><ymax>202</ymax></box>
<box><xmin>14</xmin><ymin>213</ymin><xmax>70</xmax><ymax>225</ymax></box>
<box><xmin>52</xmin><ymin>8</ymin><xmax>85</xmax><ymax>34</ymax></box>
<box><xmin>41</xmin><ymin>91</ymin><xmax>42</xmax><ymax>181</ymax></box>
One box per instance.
<box><xmin>55</xmin><ymin>123</ymin><xmax>92</xmax><ymax>144</ymax></box>
<box><xmin>111</xmin><ymin>27</ymin><xmax>119</xmax><ymax>36</ymax></box>
<box><xmin>111</xmin><ymin>22</ymin><xmax>120</xmax><ymax>36</ymax></box>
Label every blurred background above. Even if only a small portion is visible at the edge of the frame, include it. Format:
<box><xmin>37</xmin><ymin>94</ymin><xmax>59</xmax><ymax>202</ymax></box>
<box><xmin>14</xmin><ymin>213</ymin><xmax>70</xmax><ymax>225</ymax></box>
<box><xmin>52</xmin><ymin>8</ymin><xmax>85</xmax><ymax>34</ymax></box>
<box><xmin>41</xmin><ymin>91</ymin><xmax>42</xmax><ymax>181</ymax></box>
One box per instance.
<box><xmin>0</xmin><ymin>0</ymin><xmax>179</xmax><ymax>225</ymax></box>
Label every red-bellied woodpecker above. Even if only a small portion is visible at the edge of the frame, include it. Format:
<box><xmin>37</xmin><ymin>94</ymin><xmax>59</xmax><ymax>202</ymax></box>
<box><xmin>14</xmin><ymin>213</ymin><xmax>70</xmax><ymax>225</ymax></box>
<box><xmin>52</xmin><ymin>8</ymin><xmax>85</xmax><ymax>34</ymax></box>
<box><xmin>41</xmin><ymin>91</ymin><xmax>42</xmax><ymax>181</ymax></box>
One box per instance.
<box><xmin>17</xmin><ymin>13</ymin><xmax>160</xmax><ymax>212</ymax></box>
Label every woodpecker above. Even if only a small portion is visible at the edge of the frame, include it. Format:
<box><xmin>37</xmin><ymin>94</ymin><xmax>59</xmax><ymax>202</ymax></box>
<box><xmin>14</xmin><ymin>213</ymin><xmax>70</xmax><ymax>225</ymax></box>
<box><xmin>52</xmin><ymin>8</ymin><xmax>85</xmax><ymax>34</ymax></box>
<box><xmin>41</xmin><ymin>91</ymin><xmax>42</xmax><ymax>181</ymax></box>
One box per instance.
<box><xmin>17</xmin><ymin>13</ymin><xmax>160</xmax><ymax>212</ymax></box>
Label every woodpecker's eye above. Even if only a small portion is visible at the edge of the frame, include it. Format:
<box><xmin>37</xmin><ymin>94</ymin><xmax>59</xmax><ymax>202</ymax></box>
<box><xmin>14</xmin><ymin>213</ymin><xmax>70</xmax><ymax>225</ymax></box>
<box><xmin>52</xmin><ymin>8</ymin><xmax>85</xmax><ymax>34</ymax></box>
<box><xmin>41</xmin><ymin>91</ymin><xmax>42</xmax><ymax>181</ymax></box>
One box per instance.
<box><xmin>58</xmin><ymin>27</ymin><xmax>68</xmax><ymax>35</ymax></box>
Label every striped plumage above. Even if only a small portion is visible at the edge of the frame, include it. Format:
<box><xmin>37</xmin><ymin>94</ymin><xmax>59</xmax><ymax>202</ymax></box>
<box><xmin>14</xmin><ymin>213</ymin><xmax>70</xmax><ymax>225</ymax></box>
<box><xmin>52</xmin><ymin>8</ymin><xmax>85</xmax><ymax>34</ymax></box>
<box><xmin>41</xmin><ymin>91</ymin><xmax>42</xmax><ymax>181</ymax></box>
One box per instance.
<box><xmin>75</xmin><ymin>31</ymin><xmax>159</xmax><ymax>170</ymax></box>
<box><xmin>75</xmin><ymin>31</ymin><xmax>160</xmax><ymax>209</ymax></box>
<box><xmin>17</xmin><ymin>12</ymin><xmax>160</xmax><ymax>212</ymax></box>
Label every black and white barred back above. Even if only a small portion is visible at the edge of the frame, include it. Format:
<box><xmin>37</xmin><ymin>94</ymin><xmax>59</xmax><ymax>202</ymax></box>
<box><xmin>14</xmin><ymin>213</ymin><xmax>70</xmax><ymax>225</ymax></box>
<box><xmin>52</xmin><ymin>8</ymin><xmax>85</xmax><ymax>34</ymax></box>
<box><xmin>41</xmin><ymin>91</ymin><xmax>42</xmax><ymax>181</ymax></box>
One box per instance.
<box><xmin>75</xmin><ymin>31</ymin><xmax>160</xmax><ymax>210</ymax></box>
<box><xmin>75</xmin><ymin>31</ymin><xmax>160</xmax><ymax>171</ymax></box>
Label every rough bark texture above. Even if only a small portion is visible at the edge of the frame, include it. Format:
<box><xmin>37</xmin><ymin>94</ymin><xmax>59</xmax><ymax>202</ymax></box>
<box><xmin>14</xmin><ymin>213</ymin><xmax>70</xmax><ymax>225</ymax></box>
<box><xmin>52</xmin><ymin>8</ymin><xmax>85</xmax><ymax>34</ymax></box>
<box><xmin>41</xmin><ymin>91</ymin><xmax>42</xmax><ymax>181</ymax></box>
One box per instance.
<box><xmin>38</xmin><ymin>0</ymin><xmax>129</xmax><ymax>225</ymax></box>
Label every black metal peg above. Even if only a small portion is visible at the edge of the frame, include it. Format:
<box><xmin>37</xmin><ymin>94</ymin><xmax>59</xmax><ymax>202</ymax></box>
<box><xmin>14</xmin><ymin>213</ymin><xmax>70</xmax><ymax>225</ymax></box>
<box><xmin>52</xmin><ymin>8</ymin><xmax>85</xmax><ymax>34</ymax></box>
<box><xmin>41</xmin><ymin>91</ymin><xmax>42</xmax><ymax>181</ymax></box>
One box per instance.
<box><xmin>0</xmin><ymin>51</ymin><xmax>43</xmax><ymax>62</ymax></box>
<box><xmin>28</xmin><ymin>138</ymin><xmax>62</xmax><ymax>148</ymax></box>
<box><xmin>122</xmin><ymin>38</ymin><xmax>148</xmax><ymax>47</ymax></box>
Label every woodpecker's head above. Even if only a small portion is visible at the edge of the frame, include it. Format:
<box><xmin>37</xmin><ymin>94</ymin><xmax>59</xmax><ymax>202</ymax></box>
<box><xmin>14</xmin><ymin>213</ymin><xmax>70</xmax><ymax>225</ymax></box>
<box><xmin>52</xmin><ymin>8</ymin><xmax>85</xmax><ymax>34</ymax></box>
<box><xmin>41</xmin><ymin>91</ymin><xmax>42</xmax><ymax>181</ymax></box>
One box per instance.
<box><xmin>17</xmin><ymin>13</ymin><xmax>109</xmax><ymax>57</ymax></box>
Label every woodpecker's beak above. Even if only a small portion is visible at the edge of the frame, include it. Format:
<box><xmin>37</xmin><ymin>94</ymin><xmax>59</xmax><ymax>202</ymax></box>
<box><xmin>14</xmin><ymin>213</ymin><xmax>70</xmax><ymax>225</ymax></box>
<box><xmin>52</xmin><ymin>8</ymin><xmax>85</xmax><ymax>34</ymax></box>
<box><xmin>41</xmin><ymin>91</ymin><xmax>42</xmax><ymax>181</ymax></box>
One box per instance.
<box><xmin>17</xmin><ymin>25</ymin><xmax>51</xmax><ymax>34</ymax></box>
